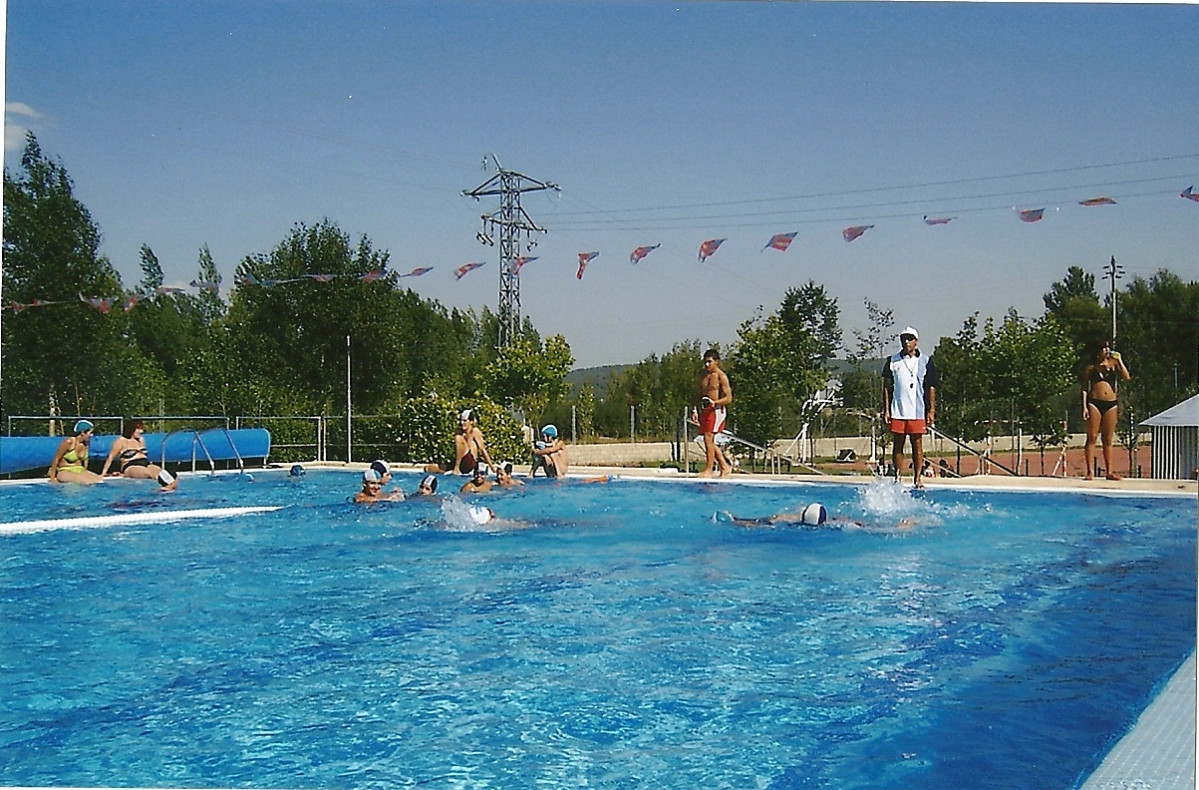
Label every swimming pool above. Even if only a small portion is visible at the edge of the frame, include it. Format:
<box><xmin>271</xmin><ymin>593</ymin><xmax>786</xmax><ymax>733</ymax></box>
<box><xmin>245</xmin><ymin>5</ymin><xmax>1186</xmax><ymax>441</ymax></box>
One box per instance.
<box><xmin>1</xmin><ymin>470</ymin><xmax>1194</xmax><ymax>789</ymax></box>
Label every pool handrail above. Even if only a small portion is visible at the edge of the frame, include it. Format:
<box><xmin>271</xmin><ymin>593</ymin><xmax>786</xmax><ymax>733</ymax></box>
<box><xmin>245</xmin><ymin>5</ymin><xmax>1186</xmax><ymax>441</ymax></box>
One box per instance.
<box><xmin>928</xmin><ymin>425</ymin><xmax>1020</xmax><ymax>476</ymax></box>
<box><xmin>161</xmin><ymin>427</ymin><xmax>248</xmax><ymax>475</ymax></box>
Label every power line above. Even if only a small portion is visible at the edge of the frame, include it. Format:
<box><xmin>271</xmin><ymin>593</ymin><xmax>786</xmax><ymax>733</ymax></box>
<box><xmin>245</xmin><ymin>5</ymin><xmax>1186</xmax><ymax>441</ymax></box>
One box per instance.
<box><xmin>548</xmin><ymin>153</ymin><xmax>1199</xmax><ymax>217</ymax></box>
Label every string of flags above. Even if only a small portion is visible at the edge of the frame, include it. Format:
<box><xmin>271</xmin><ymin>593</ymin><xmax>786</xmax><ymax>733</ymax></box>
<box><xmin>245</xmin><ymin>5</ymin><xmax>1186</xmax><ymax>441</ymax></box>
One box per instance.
<box><xmin>7</xmin><ymin>187</ymin><xmax>1197</xmax><ymax>312</ymax></box>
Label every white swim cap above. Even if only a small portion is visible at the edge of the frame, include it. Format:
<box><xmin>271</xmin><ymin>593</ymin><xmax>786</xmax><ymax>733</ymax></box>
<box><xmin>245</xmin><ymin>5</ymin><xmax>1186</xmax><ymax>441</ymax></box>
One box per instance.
<box><xmin>468</xmin><ymin>506</ymin><xmax>493</xmax><ymax>525</ymax></box>
<box><xmin>800</xmin><ymin>503</ymin><xmax>827</xmax><ymax>526</ymax></box>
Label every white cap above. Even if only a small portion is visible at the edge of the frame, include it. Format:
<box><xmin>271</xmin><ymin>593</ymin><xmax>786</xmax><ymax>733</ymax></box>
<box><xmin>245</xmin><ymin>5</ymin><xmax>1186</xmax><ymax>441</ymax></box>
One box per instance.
<box><xmin>800</xmin><ymin>503</ymin><xmax>827</xmax><ymax>526</ymax></box>
<box><xmin>468</xmin><ymin>506</ymin><xmax>493</xmax><ymax>525</ymax></box>
<box><xmin>901</xmin><ymin>326</ymin><xmax>919</xmax><ymax>340</ymax></box>
<box><xmin>363</xmin><ymin>468</ymin><xmax>382</xmax><ymax>482</ymax></box>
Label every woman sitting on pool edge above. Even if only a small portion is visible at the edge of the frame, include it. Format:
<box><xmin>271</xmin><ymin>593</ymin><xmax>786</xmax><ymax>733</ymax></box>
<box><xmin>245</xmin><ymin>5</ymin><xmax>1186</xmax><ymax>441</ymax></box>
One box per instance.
<box><xmin>99</xmin><ymin>419</ymin><xmax>179</xmax><ymax>490</ymax></box>
<box><xmin>48</xmin><ymin>419</ymin><xmax>104</xmax><ymax>485</ymax></box>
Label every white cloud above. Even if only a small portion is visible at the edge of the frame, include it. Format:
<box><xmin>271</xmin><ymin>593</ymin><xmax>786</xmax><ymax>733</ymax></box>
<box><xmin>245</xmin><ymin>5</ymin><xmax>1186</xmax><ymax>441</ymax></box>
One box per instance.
<box><xmin>5</xmin><ymin>102</ymin><xmax>45</xmax><ymax>152</ymax></box>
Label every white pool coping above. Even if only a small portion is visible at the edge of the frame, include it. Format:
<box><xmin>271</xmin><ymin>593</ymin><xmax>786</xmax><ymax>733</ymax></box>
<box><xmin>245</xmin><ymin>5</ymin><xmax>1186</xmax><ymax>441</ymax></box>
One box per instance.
<box><xmin>1079</xmin><ymin>651</ymin><xmax>1196</xmax><ymax>790</ymax></box>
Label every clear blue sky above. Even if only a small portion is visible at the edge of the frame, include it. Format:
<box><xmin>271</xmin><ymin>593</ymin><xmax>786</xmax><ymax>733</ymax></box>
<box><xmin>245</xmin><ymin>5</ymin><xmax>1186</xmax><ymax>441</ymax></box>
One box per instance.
<box><xmin>5</xmin><ymin>1</ymin><xmax>1197</xmax><ymax>368</ymax></box>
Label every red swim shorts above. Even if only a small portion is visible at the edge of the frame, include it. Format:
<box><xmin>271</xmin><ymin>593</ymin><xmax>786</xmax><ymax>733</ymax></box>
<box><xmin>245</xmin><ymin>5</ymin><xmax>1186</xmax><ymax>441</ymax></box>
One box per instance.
<box><xmin>890</xmin><ymin>418</ymin><xmax>927</xmax><ymax>436</ymax></box>
<box><xmin>699</xmin><ymin>404</ymin><xmax>727</xmax><ymax>435</ymax></box>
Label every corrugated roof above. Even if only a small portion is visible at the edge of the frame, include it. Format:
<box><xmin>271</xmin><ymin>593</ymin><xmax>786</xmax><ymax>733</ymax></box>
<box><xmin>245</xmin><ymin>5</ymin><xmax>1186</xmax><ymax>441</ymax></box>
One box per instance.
<box><xmin>1140</xmin><ymin>394</ymin><xmax>1199</xmax><ymax>428</ymax></box>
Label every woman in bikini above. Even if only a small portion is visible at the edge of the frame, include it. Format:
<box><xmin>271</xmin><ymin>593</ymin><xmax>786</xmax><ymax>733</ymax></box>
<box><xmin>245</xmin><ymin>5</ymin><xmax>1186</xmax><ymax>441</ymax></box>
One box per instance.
<box><xmin>48</xmin><ymin>419</ymin><xmax>104</xmax><ymax>484</ymax></box>
<box><xmin>1081</xmin><ymin>340</ymin><xmax>1131</xmax><ymax>480</ymax></box>
<box><xmin>100</xmin><ymin>420</ymin><xmax>178</xmax><ymax>489</ymax></box>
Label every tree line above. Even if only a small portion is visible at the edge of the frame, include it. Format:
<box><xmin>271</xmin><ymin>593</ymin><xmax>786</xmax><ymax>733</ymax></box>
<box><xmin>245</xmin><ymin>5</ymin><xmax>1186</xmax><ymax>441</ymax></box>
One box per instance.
<box><xmin>5</xmin><ymin>134</ymin><xmax>1196</xmax><ymax>466</ymax></box>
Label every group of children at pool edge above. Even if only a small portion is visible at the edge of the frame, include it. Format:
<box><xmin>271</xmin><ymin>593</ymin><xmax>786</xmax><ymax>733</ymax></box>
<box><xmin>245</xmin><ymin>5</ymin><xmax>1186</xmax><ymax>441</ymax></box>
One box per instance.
<box><xmin>354</xmin><ymin>412</ymin><xmax>572</xmax><ymax>504</ymax></box>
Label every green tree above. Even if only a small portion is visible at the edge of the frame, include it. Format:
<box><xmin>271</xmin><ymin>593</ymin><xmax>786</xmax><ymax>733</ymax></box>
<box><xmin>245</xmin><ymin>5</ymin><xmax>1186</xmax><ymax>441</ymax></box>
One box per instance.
<box><xmin>1</xmin><ymin>133</ymin><xmax>131</xmax><ymax>421</ymax></box>
<box><xmin>935</xmin><ymin>311</ymin><xmax>1074</xmax><ymax>446</ymax></box>
<box><xmin>222</xmin><ymin>220</ymin><xmax>409</xmax><ymax>416</ymax></box>
<box><xmin>601</xmin><ymin>341</ymin><xmax>705</xmax><ymax>439</ymax></box>
<box><xmin>730</xmin><ymin>282</ymin><xmax>840</xmax><ymax>446</ymax></box>
<box><xmin>1043</xmin><ymin>265</ymin><xmax>1107</xmax><ymax>357</ymax></box>
<box><xmin>481</xmin><ymin>333</ymin><xmax>574</xmax><ymax>425</ymax></box>
<box><xmin>574</xmin><ymin>383</ymin><xmax>597</xmax><ymax>439</ymax></box>
<box><xmin>1115</xmin><ymin>270</ymin><xmax>1199</xmax><ymax>419</ymax></box>
<box><xmin>842</xmin><ymin>298</ymin><xmax>895</xmax><ymax>412</ymax></box>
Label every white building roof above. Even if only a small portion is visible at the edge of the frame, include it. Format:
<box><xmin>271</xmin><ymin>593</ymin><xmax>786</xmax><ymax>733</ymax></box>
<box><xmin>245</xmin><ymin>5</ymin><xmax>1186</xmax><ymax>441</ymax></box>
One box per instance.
<box><xmin>1140</xmin><ymin>394</ymin><xmax>1199</xmax><ymax>428</ymax></box>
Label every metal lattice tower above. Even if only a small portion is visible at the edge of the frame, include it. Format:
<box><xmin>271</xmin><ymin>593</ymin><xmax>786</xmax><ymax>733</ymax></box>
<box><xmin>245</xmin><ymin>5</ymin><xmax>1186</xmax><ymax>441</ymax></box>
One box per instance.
<box><xmin>463</xmin><ymin>156</ymin><xmax>558</xmax><ymax>349</ymax></box>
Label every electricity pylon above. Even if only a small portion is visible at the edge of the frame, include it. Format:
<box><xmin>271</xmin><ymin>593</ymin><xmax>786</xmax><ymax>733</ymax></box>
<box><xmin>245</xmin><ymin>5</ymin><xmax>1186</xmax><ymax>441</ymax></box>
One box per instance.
<box><xmin>462</xmin><ymin>155</ymin><xmax>558</xmax><ymax>349</ymax></box>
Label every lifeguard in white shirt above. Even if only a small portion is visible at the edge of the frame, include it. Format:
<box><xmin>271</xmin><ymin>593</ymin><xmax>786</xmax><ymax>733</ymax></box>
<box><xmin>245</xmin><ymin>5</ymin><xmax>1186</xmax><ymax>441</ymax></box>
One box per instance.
<box><xmin>882</xmin><ymin>326</ymin><xmax>940</xmax><ymax>488</ymax></box>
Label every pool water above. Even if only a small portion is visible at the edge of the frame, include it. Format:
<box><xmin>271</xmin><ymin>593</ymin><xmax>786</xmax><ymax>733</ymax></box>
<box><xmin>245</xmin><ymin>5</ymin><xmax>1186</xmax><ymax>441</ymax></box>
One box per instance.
<box><xmin>1</xmin><ymin>471</ymin><xmax>1194</xmax><ymax>789</ymax></box>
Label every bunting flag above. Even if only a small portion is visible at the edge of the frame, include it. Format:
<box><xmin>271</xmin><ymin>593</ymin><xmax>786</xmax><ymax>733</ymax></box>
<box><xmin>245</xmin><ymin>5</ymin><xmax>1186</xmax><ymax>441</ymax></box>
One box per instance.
<box><xmin>697</xmin><ymin>238</ymin><xmax>726</xmax><ymax>263</ymax></box>
<box><xmin>80</xmin><ymin>295</ymin><xmax>117</xmax><ymax>313</ymax></box>
<box><xmin>629</xmin><ymin>244</ymin><xmax>660</xmax><ymax>264</ymax></box>
<box><xmin>306</xmin><ymin>274</ymin><xmax>336</xmax><ymax>283</ymax></box>
<box><xmin>358</xmin><ymin>269</ymin><xmax>385</xmax><ymax>283</ymax></box>
<box><xmin>762</xmin><ymin>232</ymin><xmax>797</xmax><ymax>252</ymax></box>
<box><xmin>398</xmin><ymin>267</ymin><xmax>433</xmax><ymax>278</ymax></box>
<box><xmin>236</xmin><ymin>272</ymin><xmax>261</xmax><ymax>287</ymax></box>
<box><xmin>189</xmin><ymin>279</ymin><xmax>219</xmax><ymax>290</ymax></box>
<box><xmin>842</xmin><ymin>225</ymin><xmax>874</xmax><ymax>242</ymax></box>
<box><xmin>512</xmin><ymin>256</ymin><xmax>538</xmax><ymax>275</ymax></box>
<box><xmin>7</xmin><ymin>298</ymin><xmax>60</xmax><ymax>313</ymax></box>
<box><xmin>1017</xmin><ymin>207</ymin><xmax>1045</xmax><ymax>223</ymax></box>
<box><xmin>923</xmin><ymin>215</ymin><xmax>956</xmax><ymax>225</ymax></box>
<box><xmin>1182</xmin><ymin>186</ymin><xmax>1199</xmax><ymax>203</ymax></box>
<box><xmin>1079</xmin><ymin>197</ymin><xmax>1116</xmax><ymax>206</ymax></box>
<box><xmin>577</xmin><ymin>251</ymin><xmax>599</xmax><ymax>280</ymax></box>
<box><xmin>123</xmin><ymin>294</ymin><xmax>143</xmax><ymax>312</ymax></box>
<box><xmin>454</xmin><ymin>261</ymin><xmax>486</xmax><ymax>280</ymax></box>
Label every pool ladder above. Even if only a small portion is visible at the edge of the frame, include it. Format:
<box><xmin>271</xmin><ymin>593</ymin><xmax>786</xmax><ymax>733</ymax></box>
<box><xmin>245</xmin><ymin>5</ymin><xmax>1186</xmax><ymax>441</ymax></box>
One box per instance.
<box><xmin>161</xmin><ymin>427</ymin><xmax>247</xmax><ymax>475</ymax></box>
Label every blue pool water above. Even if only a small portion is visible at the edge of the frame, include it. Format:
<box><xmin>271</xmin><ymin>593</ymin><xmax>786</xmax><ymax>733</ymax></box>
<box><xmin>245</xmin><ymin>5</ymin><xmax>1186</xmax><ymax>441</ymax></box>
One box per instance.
<box><xmin>1</xmin><ymin>471</ymin><xmax>1194</xmax><ymax>789</ymax></box>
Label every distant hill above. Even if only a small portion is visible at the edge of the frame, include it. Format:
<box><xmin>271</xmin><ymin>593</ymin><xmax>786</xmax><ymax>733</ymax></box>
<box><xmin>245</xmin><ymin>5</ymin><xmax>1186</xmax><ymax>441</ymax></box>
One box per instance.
<box><xmin>566</xmin><ymin>365</ymin><xmax>632</xmax><ymax>396</ymax></box>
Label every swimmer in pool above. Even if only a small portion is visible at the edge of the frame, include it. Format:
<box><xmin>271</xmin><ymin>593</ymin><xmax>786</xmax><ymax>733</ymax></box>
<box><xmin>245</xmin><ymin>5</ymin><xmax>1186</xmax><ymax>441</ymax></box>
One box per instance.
<box><xmin>354</xmin><ymin>468</ymin><xmax>405</xmax><ymax>503</ymax></box>
<box><xmin>717</xmin><ymin>504</ymin><xmax>919</xmax><ymax>530</ymax></box>
<box><xmin>459</xmin><ymin>463</ymin><xmax>494</xmax><ymax>494</ymax></box>
<box><xmin>369</xmin><ymin>459</ymin><xmax>407</xmax><ymax>498</ymax></box>
<box><xmin>495</xmin><ymin>462</ymin><xmax>525</xmax><ymax>488</ymax></box>
<box><xmin>412</xmin><ymin>474</ymin><xmax>439</xmax><ymax>497</ymax></box>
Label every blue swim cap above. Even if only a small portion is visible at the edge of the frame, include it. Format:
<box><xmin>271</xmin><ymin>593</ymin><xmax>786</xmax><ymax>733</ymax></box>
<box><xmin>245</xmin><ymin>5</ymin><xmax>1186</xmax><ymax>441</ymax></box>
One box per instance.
<box><xmin>541</xmin><ymin>424</ymin><xmax>557</xmax><ymax>438</ymax></box>
<box><xmin>290</xmin><ymin>465</ymin><xmax>306</xmax><ymax>477</ymax></box>
<box><xmin>74</xmin><ymin>419</ymin><xmax>95</xmax><ymax>434</ymax></box>
<box><xmin>370</xmin><ymin>459</ymin><xmax>389</xmax><ymax>477</ymax></box>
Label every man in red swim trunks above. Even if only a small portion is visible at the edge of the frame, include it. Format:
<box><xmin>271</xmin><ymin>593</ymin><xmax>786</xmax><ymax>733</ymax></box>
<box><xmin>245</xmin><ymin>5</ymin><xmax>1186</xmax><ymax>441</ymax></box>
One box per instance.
<box><xmin>695</xmin><ymin>348</ymin><xmax>733</xmax><ymax>477</ymax></box>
